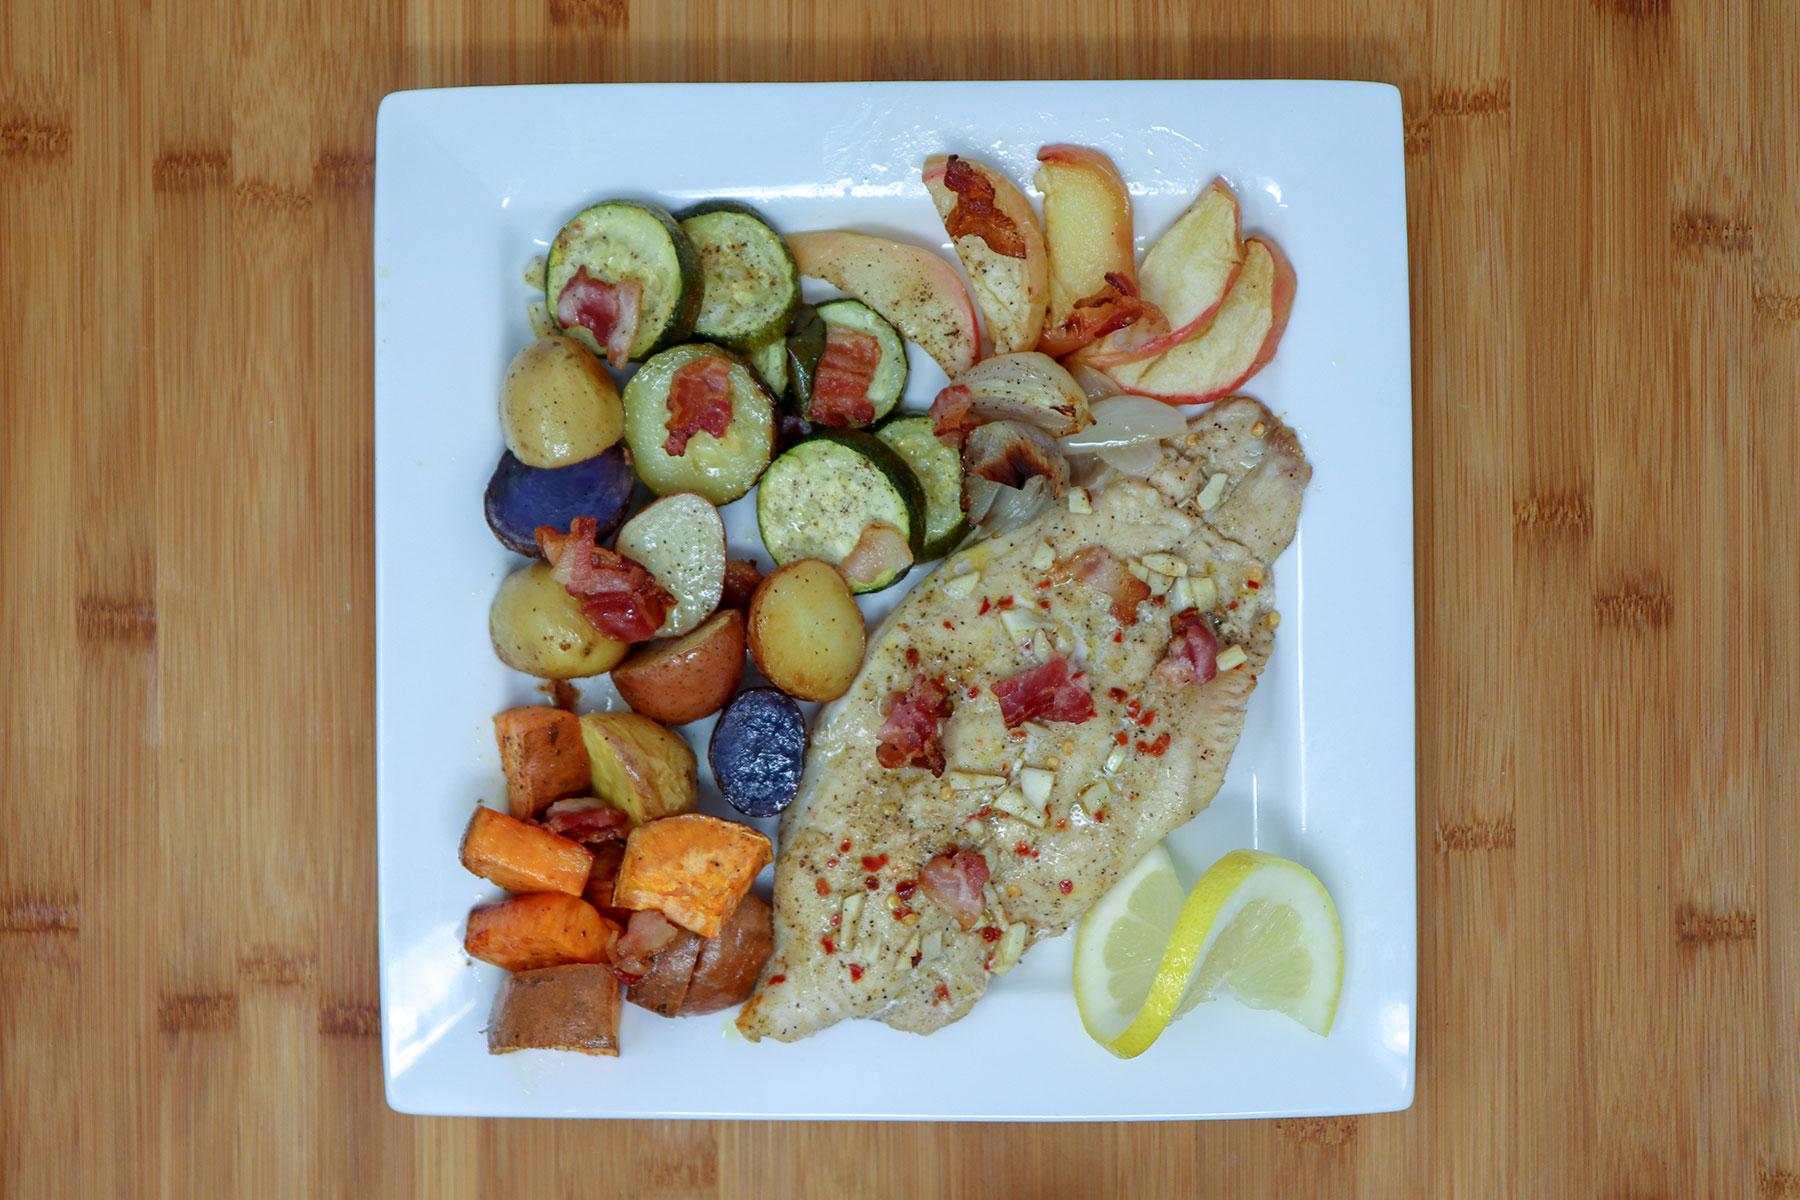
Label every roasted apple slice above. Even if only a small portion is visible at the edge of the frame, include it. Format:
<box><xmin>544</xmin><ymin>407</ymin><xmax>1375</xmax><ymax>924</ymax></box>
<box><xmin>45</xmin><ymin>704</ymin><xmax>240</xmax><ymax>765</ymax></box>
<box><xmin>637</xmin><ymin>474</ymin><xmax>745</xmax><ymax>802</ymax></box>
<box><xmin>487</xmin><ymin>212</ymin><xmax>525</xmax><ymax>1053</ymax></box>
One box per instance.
<box><xmin>1103</xmin><ymin>237</ymin><xmax>1295</xmax><ymax>405</ymax></box>
<box><xmin>1033</xmin><ymin>144</ymin><xmax>1152</xmax><ymax>358</ymax></box>
<box><xmin>1073</xmin><ymin>178</ymin><xmax>1245</xmax><ymax>369</ymax></box>
<box><xmin>923</xmin><ymin>154</ymin><xmax>1049</xmax><ymax>354</ymax></box>
<box><xmin>786</xmin><ymin>231</ymin><xmax>979</xmax><ymax>376</ymax></box>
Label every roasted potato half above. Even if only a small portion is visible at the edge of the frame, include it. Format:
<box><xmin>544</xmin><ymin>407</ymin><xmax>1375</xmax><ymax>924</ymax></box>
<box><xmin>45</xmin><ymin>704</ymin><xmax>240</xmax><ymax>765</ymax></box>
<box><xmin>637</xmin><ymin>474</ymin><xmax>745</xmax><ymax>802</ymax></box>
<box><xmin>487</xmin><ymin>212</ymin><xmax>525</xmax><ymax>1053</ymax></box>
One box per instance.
<box><xmin>611</xmin><ymin>609</ymin><xmax>747</xmax><ymax>725</ymax></box>
<box><xmin>576</xmin><ymin>712</ymin><xmax>698</xmax><ymax>826</ymax></box>
<box><xmin>499</xmin><ymin>335</ymin><xmax>625</xmax><ymax>468</ymax></box>
<box><xmin>489</xmin><ymin>561</ymin><xmax>631</xmax><ymax>679</ymax></box>
<box><xmin>746</xmin><ymin>559</ymin><xmax>866</xmax><ymax>702</ymax></box>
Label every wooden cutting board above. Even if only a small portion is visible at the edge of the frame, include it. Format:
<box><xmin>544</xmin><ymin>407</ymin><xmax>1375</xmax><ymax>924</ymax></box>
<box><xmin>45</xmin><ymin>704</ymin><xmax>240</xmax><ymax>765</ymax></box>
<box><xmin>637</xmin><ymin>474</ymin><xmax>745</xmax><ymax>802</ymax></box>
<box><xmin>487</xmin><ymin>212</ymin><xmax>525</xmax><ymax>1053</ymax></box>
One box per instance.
<box><xmin>2</xmin><ymin>0</ymin><xmax>1795</xmax><ymax>1195</ymax></box>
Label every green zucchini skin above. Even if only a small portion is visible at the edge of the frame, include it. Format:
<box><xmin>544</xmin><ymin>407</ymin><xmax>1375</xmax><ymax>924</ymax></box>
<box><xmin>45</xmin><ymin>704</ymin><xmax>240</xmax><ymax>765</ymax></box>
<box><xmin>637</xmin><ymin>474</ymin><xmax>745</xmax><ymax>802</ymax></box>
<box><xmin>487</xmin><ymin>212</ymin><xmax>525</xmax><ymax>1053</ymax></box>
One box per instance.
<box><xmin>746</xmin><ymin>335</ymin><xmax>789</xmax><ymax>400</ymax></box>
<box><xmin>622</xmin><ymin>343</ymin><xmax>776</xmax><ymax>505</ymax></box>
<box><xmin>754</xmin><ymin>431</ymin><xmax>927</xmax><ymax>593</ymax></box>
<box><xmin>874</xmin><ymin>414</ymin><xmax>968</xmax><ymax>560</ymax></box>
<box><xmin>784</xmin><ymin>300</ymin><xmax>907</xmax><ymax>429</ymax></box>
<box><xmin>677</xmin><ymin>201</ymin><xmax>801</xmax><ymax>351</ymax></box>
<box><xmin>546</xmin><ymin>200</ymin><xmax>703</xmax><ymax>363</ymax></box>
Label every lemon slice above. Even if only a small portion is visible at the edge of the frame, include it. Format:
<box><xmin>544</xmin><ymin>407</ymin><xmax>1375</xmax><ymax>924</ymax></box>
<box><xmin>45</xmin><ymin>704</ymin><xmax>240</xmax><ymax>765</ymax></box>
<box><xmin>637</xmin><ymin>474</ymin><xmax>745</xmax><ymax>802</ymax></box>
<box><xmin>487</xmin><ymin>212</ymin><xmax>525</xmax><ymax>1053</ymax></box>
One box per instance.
<box><xmin>1074</xmin><ymin>846</ymin><xmax>1343</xmax><ymax>1058</ymax></box>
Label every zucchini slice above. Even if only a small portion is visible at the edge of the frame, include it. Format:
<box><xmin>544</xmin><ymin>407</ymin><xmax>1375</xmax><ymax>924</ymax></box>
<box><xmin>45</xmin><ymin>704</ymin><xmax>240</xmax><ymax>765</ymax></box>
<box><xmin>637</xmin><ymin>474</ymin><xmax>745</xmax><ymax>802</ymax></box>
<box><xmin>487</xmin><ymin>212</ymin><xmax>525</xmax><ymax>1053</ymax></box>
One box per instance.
<box><xmin>755</xmin><ymin>432</ymin><xmax>925</xmax><ymax>592</ymax></box>
<box><xmin>746</xmin><ymin>335</ymin><xmax>789</xmax><ymax>400</ymax></box>
<box><xmin>785</xmin><ymin>300</ymin><xmax>908</xmax><ymax>429</ymax></box>
<box><xmin>677</xmin><ymin>201</ymin><xmax>801</xmax><ymax>350</ymax></box>
<box><xmin>547</xmin><ymin>200</ymin><xmax>702</xmax><ymax>365</ymax></box>
<box><xmin>622</xmin><ymin>344</ymin><xmax>776</xmax><ymax>505</ymax></box>
<box><xmin>874</xmin><ymin>414</ymin><xmax>968</xmax><ymax>560</ymax></box>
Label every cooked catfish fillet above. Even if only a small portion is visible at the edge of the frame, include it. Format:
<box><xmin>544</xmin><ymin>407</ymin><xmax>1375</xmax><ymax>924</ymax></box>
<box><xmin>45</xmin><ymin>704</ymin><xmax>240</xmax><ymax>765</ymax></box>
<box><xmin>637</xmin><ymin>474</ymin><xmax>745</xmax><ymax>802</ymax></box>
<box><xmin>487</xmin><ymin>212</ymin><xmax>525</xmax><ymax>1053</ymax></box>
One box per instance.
<box><xmin>737</xmin><ymin>397</ymin><xmax>1309</xmax><ymax>1041</ymax></box>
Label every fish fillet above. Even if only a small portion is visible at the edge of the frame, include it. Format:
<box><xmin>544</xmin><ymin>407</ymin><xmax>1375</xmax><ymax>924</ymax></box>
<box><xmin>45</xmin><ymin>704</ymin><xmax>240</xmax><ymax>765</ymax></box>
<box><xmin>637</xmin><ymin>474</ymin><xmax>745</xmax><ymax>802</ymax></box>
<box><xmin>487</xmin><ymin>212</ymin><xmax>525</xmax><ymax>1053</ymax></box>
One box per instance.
<box><xmin>737</xmin><ymin>397</ymin><xmax>1309</xmax><ymax>1041</ymax></box>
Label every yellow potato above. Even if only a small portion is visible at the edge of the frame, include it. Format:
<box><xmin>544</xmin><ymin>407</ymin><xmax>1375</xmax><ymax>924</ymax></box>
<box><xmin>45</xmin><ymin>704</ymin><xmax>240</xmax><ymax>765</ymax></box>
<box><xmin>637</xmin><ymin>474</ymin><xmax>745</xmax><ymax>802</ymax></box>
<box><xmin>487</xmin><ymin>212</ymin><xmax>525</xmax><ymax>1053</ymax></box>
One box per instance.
<box><xmin>611</xmin><ymin>609</ymin><xmax>746</xmax><ymax>725</ymax></box>
<box><xmin>489</xmin><ymin>561</ymin><xmax>629</xmax><ymax>679</ymax></box>
<box><xmin>499</xmin><ymin>335</ymin><xmax>624</xmax><ymax>468</ymax></box>
<box><xmin>747</xmin><ymin>559</ymin><xmax>866</xmax><ymax>702</ymax></box>
<box><xmin>577</xmin><ymin>712</ymin><xmax>698</xmax><ymax>826</ymax></box>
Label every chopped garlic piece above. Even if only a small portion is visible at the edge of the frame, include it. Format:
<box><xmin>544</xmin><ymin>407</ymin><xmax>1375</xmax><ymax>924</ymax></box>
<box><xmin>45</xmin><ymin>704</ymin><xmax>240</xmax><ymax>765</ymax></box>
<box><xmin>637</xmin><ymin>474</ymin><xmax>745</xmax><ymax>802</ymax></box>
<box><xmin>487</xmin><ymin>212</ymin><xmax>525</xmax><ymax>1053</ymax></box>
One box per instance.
<box><xmin>942</xmin><ymin>571</ymin><xmax>981</xmax><ymax>597</ymax></box>
<box><xmin>945</xmin><ymin>769</ymin><xmax>1006</xmax><ymax>791</ymax></box>
<box><xmin>1144</xmin><ymin>569</ymin><xmax>1173</xmax><ymax>597</ymax></box>
<box><xmin>840</xmin><ymin>893</ymin><xmax>865</xmax><ymax>950</ymax></box>
<box><xmin>1245</xmin><ymin>564</ymin><xmax>1264</xmax><ymax>583</ymax></box>
<box><xmin>901</xmin><ymin>931</ymin><xmax>922</xmax><ymax>962</ymax></box>
<box><xmin>1068</xmin><ymin>487</ymin><xmax>1092</xmax><ymax>515</ymax></box>
<box><xmin>1267</xmin><ymin>610</ymin><xmax>1281</xmax><ymax>630</ymax></box>
<box><xmin>1197</xmin><ymin>472</ymin><xmax>1228</xmax><ymax>511</ymax></box>
<box><xmin>1080</xmin><ymin>781</ymin><xmax>1112</xmax><ymax>810</ymax></box>
<box><xmin>1104</xmin><ymin>742</ymin><xmax>1129</xmax><ymax>773</ymax></box>
<box><xmin>1141</xmin><ymin>552</ymin><xmax>1188</xmax><ymax>577</ymax></box>
<box><xmin>1216</xmin><ymin>645</ymin><xmax>1248</xmax><ymax>671</ymax></box>
<box><xmin>999</xmin><ymin>607</ymin><xmax>1040</xmax><ymax>643</ymax></box>
<box><xmin>1030</xmin><ymin>541</ymin><xmax>1055</xmax><ymax>570</ymax></box>
<box><xmin>1169</xmin><ymin>576</ymin><xmax>1193</xmax><ymax>611</ymax></box>
<box><xmin>921</xmin><ymin>929</ymin><xmax>943</xmax><ymax>961</ymax></box>
<box><xmin>993</xmin><ymin>923</ymin><xmax>1028</xmax><ymax>973</ymax></box>
<box><xmin>1127</xmin><ymin>561</ymin><xmax>1150</xmax><ymax>582</ymax></box>
<box><xmin>991</xmin><ymin>784</ymin><xmax>1047</xmax><ymax>827</ymax></box>
<box><xmin>1018</xmin><ymin>767</ymin><xmax>1054</xmax><ymax>806</ymax></box>
<box><xmin>963</xmin><ymin>817</ymin><xmax>987</xmax><ymax>840</ymax></box>
<box><xmin>982</xmin><ymin>881</ymin><xmax>1000</xmax><ymax>910</ymax></box>
<box><xmin>1189</xmin><ymin>576</ymin><xmax>1218</xmax><ymax>610</ymax></box>
<box><xmin>1020</xmin><ymin>721</ymin><xmax>1054</xmax><ymax>739</ymax></box>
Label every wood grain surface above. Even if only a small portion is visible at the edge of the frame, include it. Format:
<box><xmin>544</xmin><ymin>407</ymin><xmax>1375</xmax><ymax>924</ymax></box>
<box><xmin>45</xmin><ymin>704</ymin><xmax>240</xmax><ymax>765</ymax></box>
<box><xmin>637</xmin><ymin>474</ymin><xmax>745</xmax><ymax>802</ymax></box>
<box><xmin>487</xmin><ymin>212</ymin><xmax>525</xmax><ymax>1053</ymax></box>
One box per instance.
<box><xmin>3</xmin><ymin>0</ymin><xmax>1796</xmax><ymax>1195</ymax></box>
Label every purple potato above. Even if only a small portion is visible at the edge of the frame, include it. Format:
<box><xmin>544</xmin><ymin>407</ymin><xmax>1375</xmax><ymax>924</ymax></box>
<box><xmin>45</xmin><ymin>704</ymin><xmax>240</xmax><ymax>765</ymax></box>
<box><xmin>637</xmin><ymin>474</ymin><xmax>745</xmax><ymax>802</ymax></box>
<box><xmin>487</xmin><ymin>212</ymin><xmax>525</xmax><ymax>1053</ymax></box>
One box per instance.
<box><xmin>484</xmin><ymin>444</ymin><xmax>634</xmax><ymax>557</ymax></box>
<box><xmin>708</xmin><ymin>687</ymin><xmax>806</xmax><ymax>817</ymax></box>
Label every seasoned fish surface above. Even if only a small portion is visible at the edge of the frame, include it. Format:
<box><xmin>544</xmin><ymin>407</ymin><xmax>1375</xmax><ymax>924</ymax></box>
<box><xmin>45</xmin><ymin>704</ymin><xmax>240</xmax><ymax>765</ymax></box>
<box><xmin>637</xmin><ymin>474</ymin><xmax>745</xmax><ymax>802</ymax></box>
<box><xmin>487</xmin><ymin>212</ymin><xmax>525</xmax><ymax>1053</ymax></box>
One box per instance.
<box><xmin>737</xmin><ymin>398</ymin><xmax>1309</xmax><ymax>1041</ymax></box>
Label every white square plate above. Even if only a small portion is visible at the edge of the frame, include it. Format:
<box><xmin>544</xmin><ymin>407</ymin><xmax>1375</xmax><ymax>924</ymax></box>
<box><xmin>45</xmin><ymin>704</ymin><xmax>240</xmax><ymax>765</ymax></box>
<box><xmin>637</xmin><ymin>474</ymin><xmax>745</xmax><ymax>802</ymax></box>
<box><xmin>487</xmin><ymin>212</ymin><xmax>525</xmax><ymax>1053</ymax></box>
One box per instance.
<box><xmin>375</xmin><ymin>80</ymin><xmax>1414</xmax><ymax>1120</ymax></box>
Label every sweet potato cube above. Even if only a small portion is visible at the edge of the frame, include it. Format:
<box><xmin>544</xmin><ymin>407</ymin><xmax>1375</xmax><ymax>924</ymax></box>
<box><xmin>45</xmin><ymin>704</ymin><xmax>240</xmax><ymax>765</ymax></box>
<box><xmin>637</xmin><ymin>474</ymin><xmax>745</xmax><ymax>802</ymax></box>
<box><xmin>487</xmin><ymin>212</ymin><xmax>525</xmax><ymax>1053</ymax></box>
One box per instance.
<box><xmin>494</xmin><ymin>706</ymin><xmax>592</xmax><ymax>819</ymax></box>
<box><xmin>487</xmin><ymin>963</ymin><xmax>622</xmax><ymax>1056</ymax></box>
<box><xmin>613</xmin><ymin>814</ymin><xmax>773</xmax><ymax>937</ymax></box>
<box><xmin>464</xmin><ymin>892</ymin><xmax>614</xmax><ymax>972</ymax></box>
<box><xmin>459</xmin><ymin>806</ymin><xmax>594</xmax><ymax>896</ymax></box>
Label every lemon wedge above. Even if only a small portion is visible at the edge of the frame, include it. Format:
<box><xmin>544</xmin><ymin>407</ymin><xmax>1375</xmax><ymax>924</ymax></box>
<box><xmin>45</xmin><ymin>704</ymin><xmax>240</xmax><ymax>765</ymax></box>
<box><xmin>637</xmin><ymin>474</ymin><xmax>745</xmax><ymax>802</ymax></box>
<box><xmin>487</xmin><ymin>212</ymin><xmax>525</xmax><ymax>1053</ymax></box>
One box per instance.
<box><xmin>1074</xmin><ymin>845</ymin><xmax>1343</xmax><ymax>1058</ymax></box>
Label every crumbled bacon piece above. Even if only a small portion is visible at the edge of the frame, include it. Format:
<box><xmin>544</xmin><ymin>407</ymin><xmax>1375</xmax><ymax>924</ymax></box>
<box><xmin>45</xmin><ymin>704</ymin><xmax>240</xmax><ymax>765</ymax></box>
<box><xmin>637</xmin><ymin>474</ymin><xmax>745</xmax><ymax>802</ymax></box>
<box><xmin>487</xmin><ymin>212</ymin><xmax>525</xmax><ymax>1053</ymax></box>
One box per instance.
<box><xmin>838</xmin><ymin>524</ymin><xmax>913</xmax><ymax>590</ymax></box>
<box><xmin>720</xmin><ymin>559</ymin><xmax>764</xmax><ymax>610</ymax></box>
<box><xmin>1151</xmin><ymin>608</ymin><xmax>1220</xmax><ymax>687</ymax></box>
<box><xmin>992</xmin><ymin>655</ymin><xmax>1095</xmax><ymax>728</ymax></box>
<box><xmin>929</xmin><ymin>384</ymin><xmax>980</xmax><ymax>446</ymax></box>
<box><xmin>809</xmin><ymin>326</ymin><xmax>880</xmax><ymax>427</ymax></box>
<box><xmin>536</xmin><ymin>798</ymin><xmax>629</xmax><ymax>846</ymax></box>
<box><xmin>554</xmin><ymin>266</ymin><xmax>641</xmax><ymax>369</ymax></box>
<box><xmin>1041</xmin><ymin>272</ymin><xmax>1158</xmax><ymax>358</ymax></box>
<box><xmin>876</xmin><ymin>675</ymin><xmax>953</xmax><ymax>774</ymax></box>
<box><xmin>942</xmin><ymin>155</ymin><xmax>1027</xmax><ymax>258</ymax></box>
<box><xmin>1053</xmin><ymin>545</ymin><xmax>1150</xmax><ymax>624</ymax></box>
<box><xmin>918</xmin><ymin>850</ymin><xmax>990</xmax><ymax>930</ymax></box>
<box><xmin>663</xmin><ymin>354</ymin><xmax>734</xmax><ymax>456</ymax></box>
<box><xmin>536</xmin><ymin>516</ymin><xmax>673</xmax><ymax>642</ymax></box>
<box><xmin>610</xmin><ymin>908</ymin><xmax>680</xmax><ymax>979</ymax></box>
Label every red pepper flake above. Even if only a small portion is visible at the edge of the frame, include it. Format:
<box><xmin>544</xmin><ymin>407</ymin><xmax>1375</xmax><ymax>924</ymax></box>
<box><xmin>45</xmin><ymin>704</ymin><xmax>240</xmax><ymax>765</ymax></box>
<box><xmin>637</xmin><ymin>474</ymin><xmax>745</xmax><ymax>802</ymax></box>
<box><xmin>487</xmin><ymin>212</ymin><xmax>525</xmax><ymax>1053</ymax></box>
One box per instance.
<box><xmin>1146</xmin><ymin>732</ymin><xmax>1171</xmax><ymax>757</ymax></box>
<box><xmin>980</xmin><ymin>925</ymin><xmax>1003</xmax><ymax>942</ymax></box>
<box><xmin>978</xmin><ymin>597</ymin><xmax>992</xmax><ymax>615</ymax></box>
<box><xmin>996</xmin><ymin>595</ymin><xmax>1015</xmax><ymax>609</ymax></box>
<box><xmin>1010</xmin><ymin>728</ymin><xmax>1028</xmax><ymax>740</ymax></box>
<box><xmin>839</xmin><ymin>839</ymin><xmax>852</xmax><ymax>853</ymax></box>
<box><xmin>943</xmin><ymin>620</ymin><xmax>956</xmax><ymax>630</ymax></box>
<box><xmin>1151</xmin><ymin>595</ymin><xmax>1167</xmax><ymax>607</ymax></box>
<box><xmin>822</xmin><ymin>936</ymin><xmax>836</xmax><ymax>954</ymax></box>
<box><xmin>967</xmin><ymin>686</ymin><xmax>981</xmax><ymax>699</ymax></box>
<box><xmin>891</xmin><ymin>905</ymin><xmax>914</xmax><ymax>920</ymax></box>
<box><xmin>1112</xmin><ymin>631</ymin><xmax>1125</xmax><ymax>643</ymax></box>
<box><xmin>896</xmin><ymin>879</ymin><xmax>917</xmax><ymax>899</ymax></box>
<box><xmin>1058</xmin><ymin>879</ymin><xmax>1073</xmax><ymax>894</ymax></box>
<box><xmin>1037</xmin><ymin>598</ymin><xmax>1051</xmax><ymax>610</ymax></box>
<box><xmin>1055</xmin><ymin>818</ymin><xmax>1067</xmax><ymax>829</ymax></box>
<box><xmin>848</xmin><ymin>964</ymin><xmax>864</xmax><ymax>982</ymax></box>
<box><xmin>1135</xmin><ymin>708</ymin><xmax>1158</xmax><ymax>727</ymax></box>
<box><xmin>861</xmin><ymin>854</ymin><xmax>889</xmax><ymax>871</ymax></box>
<box><xmin>983</xmin><ymin>954</ymin><xmax>995</xmax><ymax>972</ymax></box>
<box><xmin>768</xmin><ymin>974</ymin><xmax>786</xmax><ymax>985</ymax></box>
<box><xmin>830</xmin><ymin>912</ymin><xmax>841</xmax><ymax>927</ymax></box>
<box><xmin>1014</xmin><ymin>841</ymin><xmax>1039</xmax><ymax>858</ymax></box>
<box><xmin>864</xmin><ymin>875</ymin><xmax>880</xmax><ymax>890</ymax></box>
<box><xmin>973</xmin><ymin>806</ymin><xmax>993</xmax><ymax>819</ymax></box>
<box><xmin>1115</xmin><ymin>731</ymin><xmax>1130</xmax><ymax>745</ymax></box>
<box><xmin>1227</xmin><ymin>601</ymin><xmax>1239</xmax><ymax>610</ymax></box>
<box><xmin>1033</xmin><ymin>579</ymin><xmax>1053</xmax><ymax>590</ymax></box>
<box><xmin>1095</xmin><ymin>808</ymin><xmax>1109</xmax><ymax>823</ymax></box>
<box><xmin>905</xmin><ymin>647</ymin><xmax>921</xmax><ymax>666</ymax></box>
<box><xmin>911</xmin><ymin>952</ymin><xmax>923</xmax><ymax>967</ymax></box>
<box><xmin>1246</xmin><ymin>579</ymin><xmax>1261</xmax><ymax>589</ymax></box>
<box><xmin>934</xmin><ymin>983</ymin><xmax>950</xmax><ymax>1004</ymax></box>
<box><xmin>826</xmin><ymin>857</ymin><xmax>838</xmax><ymax>868</ymax></box>
<box><xmin>1108</xmin><ymin>687</ymin><xmax>1129</xmax><ymax>702</ymax></box>
<box><xmin>815</xmin><ymin>877</ymin><xmax>831</xmax><ymax>897</ymax></box>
